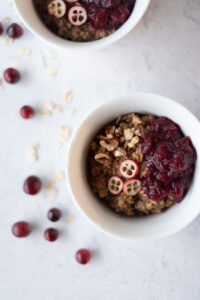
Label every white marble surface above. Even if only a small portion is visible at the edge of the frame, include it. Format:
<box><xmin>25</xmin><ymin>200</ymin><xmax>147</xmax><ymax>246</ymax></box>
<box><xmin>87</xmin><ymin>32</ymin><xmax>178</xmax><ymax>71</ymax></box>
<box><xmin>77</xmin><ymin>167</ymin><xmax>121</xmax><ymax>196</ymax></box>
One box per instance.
<box><xmin>0</xmin><ymin>0</ymin><xmax>200</xmax><ymax>299</ymax></box>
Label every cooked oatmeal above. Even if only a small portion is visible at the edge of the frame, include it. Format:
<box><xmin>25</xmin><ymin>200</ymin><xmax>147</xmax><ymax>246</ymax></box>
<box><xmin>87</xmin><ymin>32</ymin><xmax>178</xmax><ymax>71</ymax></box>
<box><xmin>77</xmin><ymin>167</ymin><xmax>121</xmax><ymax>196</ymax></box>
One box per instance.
<box><xmin>87</xmin><ymin>113</ymin><xmax>196</xmax><ymax>216</ymax></box>
<box><xmin>33</xmin><ymin>0</ymin><xmax>136</xmax><ymax>42</ymax></box>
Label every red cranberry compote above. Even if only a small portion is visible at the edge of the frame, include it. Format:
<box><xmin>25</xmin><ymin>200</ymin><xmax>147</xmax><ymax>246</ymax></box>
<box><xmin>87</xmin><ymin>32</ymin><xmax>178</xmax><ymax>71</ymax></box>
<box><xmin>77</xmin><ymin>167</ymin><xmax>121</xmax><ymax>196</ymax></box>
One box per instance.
<box><xmin>86</xmin><ymin>0</ymin><xmax>136</xmax><ymax>30</ymax></box>
<box><xmin>141</xmin><ymin>117</ymin><xmax>197</xmax><ymax>202</ymax></box>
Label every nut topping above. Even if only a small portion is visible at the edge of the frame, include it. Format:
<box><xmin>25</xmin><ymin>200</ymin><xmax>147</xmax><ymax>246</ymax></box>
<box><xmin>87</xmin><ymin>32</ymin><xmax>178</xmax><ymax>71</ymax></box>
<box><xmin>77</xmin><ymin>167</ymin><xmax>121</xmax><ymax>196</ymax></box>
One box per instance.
<box><xmin>99</xmin><ymin>138</ymin><xmax>119</xmax><ymax>151</ymax></box>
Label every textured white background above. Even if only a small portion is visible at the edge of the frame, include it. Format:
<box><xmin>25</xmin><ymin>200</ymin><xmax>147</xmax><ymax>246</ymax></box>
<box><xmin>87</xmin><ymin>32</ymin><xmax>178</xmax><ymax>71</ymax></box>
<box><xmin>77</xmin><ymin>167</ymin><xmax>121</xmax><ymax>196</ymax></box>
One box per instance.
<box><xmin>0</xmin><ymin>0</ymin><xmax>200</xmax><ymax>299</ymax></box>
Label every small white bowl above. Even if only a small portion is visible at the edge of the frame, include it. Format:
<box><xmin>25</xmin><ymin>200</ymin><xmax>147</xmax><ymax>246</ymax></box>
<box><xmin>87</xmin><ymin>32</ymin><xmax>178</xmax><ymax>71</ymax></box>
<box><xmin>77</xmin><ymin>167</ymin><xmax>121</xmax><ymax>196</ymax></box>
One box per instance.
<box><xmin>66</xmin><ymin>93</ymin><xmax>200</xmax><ymax>241</ymax></box>
<box><xmin>13</xmin><ymin>0</ymin><xmax>151</xmax><ymax>50</ymax></box>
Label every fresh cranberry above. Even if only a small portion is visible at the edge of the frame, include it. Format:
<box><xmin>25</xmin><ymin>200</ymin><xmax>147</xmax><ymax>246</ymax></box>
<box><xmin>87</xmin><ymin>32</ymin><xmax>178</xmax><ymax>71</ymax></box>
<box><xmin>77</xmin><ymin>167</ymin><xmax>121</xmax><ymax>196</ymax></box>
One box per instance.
<box><xmin>7</xmin><ymin>23</ymin><xmax>23</xmax><ymax>38</ymax></box>
<box><xmin>23</xmin><ymin>176</ymin><xmax>42</xmax><ymax>195</ymax></box>
<box><xmin>20</xmin><ymin>106</ymin><xmax>35</xmax><ymax>119</ymax></box>
<box><xmin>47</xmin><ymin>208</ymin><xmax>61</xmax><ymax>222</ymax></box>
<box><xmin>89</xmin><ymin>8</ymin><xmax>109</xmax><ymax>28</ymax></box>
<box><xmin>75</xmin><ymin>249</ymin><xmax>91</xmax><ymax>264</ymax></box>
<box><xmin>3</xmin><ymin>68</ymin><xmax>21</xmax><ymax>84</ymax></box>
<box><xmin>44</xmin><ymin>228</ymin><xmax>58</xmax><ymax>242</ymax></box>
<box><xmin>12</xmin><ymin>221</ymin><xmax>31</xmax><ymax>238</ymax></box>
<box><xmin>0</xmin><ymin>23</ymin><xmax>3</xmax><ymax>35</ymax></box>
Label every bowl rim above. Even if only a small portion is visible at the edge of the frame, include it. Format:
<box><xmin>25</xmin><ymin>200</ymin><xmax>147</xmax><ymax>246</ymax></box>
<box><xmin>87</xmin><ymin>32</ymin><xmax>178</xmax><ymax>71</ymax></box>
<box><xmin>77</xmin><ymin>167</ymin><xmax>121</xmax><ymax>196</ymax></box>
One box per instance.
<box><xmin>65</xmin><ymin>93</ymin><xmax>200</xmax><ymax>241</ymax></box>
<box><xmin>13</xmin><ymin>0</ymin><xmax>151</xmax><ymax>50</ymax></box>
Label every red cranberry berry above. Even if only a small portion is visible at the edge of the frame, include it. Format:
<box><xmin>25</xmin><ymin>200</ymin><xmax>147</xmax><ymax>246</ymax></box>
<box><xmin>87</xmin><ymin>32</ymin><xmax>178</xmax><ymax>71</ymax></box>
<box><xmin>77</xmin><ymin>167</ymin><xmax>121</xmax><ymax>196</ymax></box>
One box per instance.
<box><xmin>23</xmin><ymin>176</ymin><xmax>42</xmax><ymax>195</ymax></box>
<box><xmin>12</xmin><ymin>221</ymin><xmax>31</xmax><ymax>238</ymax></box>
<box><xmin>44</xmin><ymin>228</ymin><xmax>58</xmax><ymax>242</ymax></box>
<box><xmin>0</xmin><ymin>23</ymin><xmax>3</xmax><ymax>35</ymax></box>
<box><xmin>20</xmin><ymin>106</ymin><xmax>35</xmax><ymax>119</ymax></box>
<box><xmin>47</xmin><ymin>208</ymin><xmax>61</xmax><ymax>222</ymax></box>
<box><xmin>7</xmin><ymin>23</ymin><xmax>23</xmax><ymax>38</ymax></box>
<box><xmin>75</xmin><ymin>249</ymin><xmax>91</xmax><ymax>264</ymax></box>
<box><xmin>3</xmin><ymin>68</ymin><xmax>21</xmax><ymax>84</ymax></box>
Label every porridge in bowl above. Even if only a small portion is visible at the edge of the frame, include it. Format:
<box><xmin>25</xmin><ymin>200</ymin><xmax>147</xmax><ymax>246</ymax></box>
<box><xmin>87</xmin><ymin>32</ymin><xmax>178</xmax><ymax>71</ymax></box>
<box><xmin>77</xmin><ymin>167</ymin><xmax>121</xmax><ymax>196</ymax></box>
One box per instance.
<box><xmin>87</xmin><ymin>113</ymin><xmax>197</xmax><ymax>216</ymax></box>
<box><xmin>33</xmin><ymin>0</ymin><xmax>136</xmax><ymax>42</ymax></box>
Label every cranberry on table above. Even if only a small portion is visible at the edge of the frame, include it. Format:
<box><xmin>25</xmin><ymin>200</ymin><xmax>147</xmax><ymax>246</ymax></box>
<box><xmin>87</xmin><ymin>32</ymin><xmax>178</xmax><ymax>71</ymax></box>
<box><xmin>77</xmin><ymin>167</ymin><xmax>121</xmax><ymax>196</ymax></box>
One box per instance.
<box><xmin>7</xmin><ymin>23</ymin><xmax>23</xmax><ymax>38</ymax></box>
<box><xmin>0</xmin><ymin>23</ymin><xmax>3</xmax><ymax>35</ymax></box>
<box><xmin>47</xmin><ymin>208</ymin><xmax>62</xmax><ymax>222</ymax></box>
<box><xmin>12</xmin><ymin>221</ymin><xmax>31</xmax><ymax>238</ymax></box>
<box><xmin>20</xmin><ymin>106</ymin><xmax>35</xmax><ymax>119</ymax></box>
<box><xmin>44</xmin><ymin>228</ymin><xmax>58</xmax><ymax>242</ymax></box>
<box><xmin>75</xmin><ymin>249</ymin><xmax>91</xmax><ymax>264</ymax></box>
<box><xmin>23</xmin><ymin>176</ymin><xmax>42</xmax><ymax>195</ymax></box>
<box><xmin>3</xmin><ymin>68</ymin><xmax>21</xmax><ymax>84</ymax></box>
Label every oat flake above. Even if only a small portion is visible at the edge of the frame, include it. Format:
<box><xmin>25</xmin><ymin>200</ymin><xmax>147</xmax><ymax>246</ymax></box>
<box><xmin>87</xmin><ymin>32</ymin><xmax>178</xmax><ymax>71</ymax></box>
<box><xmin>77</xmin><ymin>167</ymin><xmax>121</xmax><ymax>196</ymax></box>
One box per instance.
<box><xmin>47</xmin><ymin>66</ymin><xmax>57</xmax><ymax>76</ymax></box>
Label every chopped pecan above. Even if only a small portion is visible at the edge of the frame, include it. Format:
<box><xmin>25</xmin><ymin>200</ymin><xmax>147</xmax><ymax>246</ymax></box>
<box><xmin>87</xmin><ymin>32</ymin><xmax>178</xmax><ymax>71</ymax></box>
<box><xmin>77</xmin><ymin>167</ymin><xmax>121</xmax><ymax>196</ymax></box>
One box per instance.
<box><xmin>119</xmin><ymin>122</ymin><xmax>129</xmax><ymax>130</ymax></box>
<box><xmin>115</xmin><ymin>127</ymin><xmax>123</xmax><ymax>137</ymax></box>
<box><xmin>132</xmin><ymin>114</ymin><xmax>142</xmax><ymax>125</ymax></box>
<box><xmin>113</xmin><ymin>147</ymin><xmax>126</xmax><ymax>157</ymax></box>
<box><xmin>133</xmin><ymin>125</ymin><xmax>148</xmax><ymax>138</ymax></box>
<box><xmin>94</xmin><ymin>153</ymin><xmax>113</xmax><ymax>168</ymax></box>
<box><xmin>100</xmin><ymin>138</ymin><xmax>119</xmax><ymax>151</ymax></box>
<box><xmin>124</xmin><ymin>128</ymin><xmax>134</xmax><ymax>141</ymax></box>
<box><xmin>105</xmin><ymin>125</ymin><xmax>115</xmax><ymax>139</ymax></box>
<box><xmin>116</xmin><ymin>113</ymin><xmax>134</xmax><ymax>124</ymax></box>
<box><xmin>128</xmin><ymin>136</ymin><xmax>140</xmax><ymax>148</ymax></box>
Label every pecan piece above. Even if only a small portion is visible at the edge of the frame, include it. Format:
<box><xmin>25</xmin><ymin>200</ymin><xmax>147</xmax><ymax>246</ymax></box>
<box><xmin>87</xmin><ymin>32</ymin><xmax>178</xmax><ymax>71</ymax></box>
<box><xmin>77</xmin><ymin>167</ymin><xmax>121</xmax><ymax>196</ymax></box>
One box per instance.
<box><xmin>128</xmin><ymin>136</ymin><xmax>140</xmax><ymax>148</ymax></box>
<box><xmin>105</xmin><ymin>125</ymin><xmax>115</xmax><ymax>139</ymax></box>
<box><xmin>132</xmin><ymin>114</ymin><xmax>142</xmax><ymax>125</ymax></box>
<box><xmin>115</xmin><ymin>127</ymin><xmax>123</xmax><ymax>137</ymax></box>
<box><xmin>94</xmin><ymin>153</ymin><xmax>113</xmax><ymax>168</ymax></box>
<box><xmin>113</xmin><ymin>147</ymin><xmax>126</xmax><ymax>157</ymax></box>
<box><xmin>124</xmin><ymin>128</ymin><xmax>134</xmax><ymax>141</ymax></box>
<box><xmin>100</xmin><ymin>138</ymin><xmax>119</xmax><ymax>151</ymax></box>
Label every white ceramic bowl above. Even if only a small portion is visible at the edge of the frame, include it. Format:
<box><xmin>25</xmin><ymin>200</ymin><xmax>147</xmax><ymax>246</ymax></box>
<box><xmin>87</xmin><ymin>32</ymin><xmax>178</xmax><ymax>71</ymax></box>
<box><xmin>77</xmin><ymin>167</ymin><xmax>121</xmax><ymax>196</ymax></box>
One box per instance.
<box><xmin>13</xmin><ymin>0</ymin><xmax>151</xmax><ymax>50</ymax></box>
<box><xmin>66</xmin><ymin>93</ymin><xmax>200</xmax><ymax>241</ymax></box>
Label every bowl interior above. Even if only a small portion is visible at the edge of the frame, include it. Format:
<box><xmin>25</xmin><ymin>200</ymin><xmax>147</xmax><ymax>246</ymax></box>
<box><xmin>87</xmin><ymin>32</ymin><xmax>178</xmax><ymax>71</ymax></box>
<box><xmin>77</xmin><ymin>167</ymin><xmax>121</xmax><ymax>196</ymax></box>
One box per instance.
<box><xmin>13</xmin><ymin>0</ymin><xmax>151</xmax><ymax>50</ymax></box>
<box><xmin>67</xmin><ymin>94</ymin><xmax>200</xmax><ymax>240</ymax></box>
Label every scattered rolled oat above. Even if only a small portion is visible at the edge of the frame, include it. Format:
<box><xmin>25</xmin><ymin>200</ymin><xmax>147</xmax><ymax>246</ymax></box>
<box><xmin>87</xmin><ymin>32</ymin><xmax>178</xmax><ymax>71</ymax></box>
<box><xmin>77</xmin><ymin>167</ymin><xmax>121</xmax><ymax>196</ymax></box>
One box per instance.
<box><xmin>46</xmin><ymin>49</ymin><xmax>56</xmax><ymax>59</ymax></box>
<box><xmin>3</xmin><ymin>17</ymin><xmax>11</xmax><ymax>23</ymax></box>
<box><xmin>2</xmin><ymin>36</ymin><xmax>13</xmax><ymax>45</ymax></box>
<box><xmin>47</xmin><ymin>66</ymin><xmax>57</xmax><ymax>76</ymax></box>
<box><xmin>39</xmin><ymin>110</ymin><xmax>51</xmax><ymax>117</ymax></box>
<box><xmin>46</xmin><ymin>181</ymin><xmax>54</xmax><ymax>190</ymax></box>
<box><xmin>0</xmin><ymin>79</ymin><xmax>4</xmax><ymax>90</ymax></box>
<box><xmin>65</xmin><ymin>89</ymin><xmax>72</xmax><ymax>102</ymax></box>
<box><xmin>27</xmin><ymin>144</ymin><xmax>39</xmax><ymax>162</ymax></box>
<box><xmin>21</xmin><ymin>47</ymin><xmax>31</xmax><ymax>57</ymax></box>
<box><xmin>66</xmin><ymin>215</ymin><xmax>74</xmax><ymax>222</ymax></box>
<box><xmin>66</xmin><ymin>108</ymin><xmax>76</xmax><ymax>116</ymax></box>
<box><xmin>59</xmin><ymin>125</ymin><xmax>70</xmax><ymax>140</ymax></box>
<box><xmin>53</xmin><ymin>171</ymin><xmax>64</xmax><ymax>182</ymax></box>
<box><xmin>53</xmin><ymin>104</ymin><xmax>63</xmax><ymax>113</ymax></box>
<box><xmin>13</xmin><ymin>53</ymin><xmax>21</xmax><ymax>61</ymax></box>
<box><xmin>54</xmin><ymin>141</ymin><xmax>62</xmax><ymax>150</ymax></box>
<box><xmin>44</xmin><ymin>101</ymin><xmax>54</xmax><ymax>110</ymax></box>
<box><xmin>49</xmin><ymin>188</ymin><xmax>57</xmax><ymax>200</ymax></box>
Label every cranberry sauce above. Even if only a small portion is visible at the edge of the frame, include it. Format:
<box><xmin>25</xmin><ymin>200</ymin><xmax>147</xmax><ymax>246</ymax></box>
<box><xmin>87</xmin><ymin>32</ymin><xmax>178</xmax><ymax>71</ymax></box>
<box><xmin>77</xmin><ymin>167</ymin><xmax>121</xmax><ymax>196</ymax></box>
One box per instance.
<box><xmin>84</xmin><ymin>0</ymin><xmax>136</xmax><ymax>30</ymax></box>
<box><xmin>141</xmin><ymin>117</ymin><xmax>197</xmax><ymax>202</ymax></box>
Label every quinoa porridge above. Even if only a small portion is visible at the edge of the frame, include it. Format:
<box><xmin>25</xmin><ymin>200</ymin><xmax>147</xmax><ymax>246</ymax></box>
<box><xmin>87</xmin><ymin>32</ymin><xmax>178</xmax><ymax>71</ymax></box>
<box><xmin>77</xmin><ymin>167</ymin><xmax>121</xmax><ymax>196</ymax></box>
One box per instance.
<box><xmin>33</xmin><ymin>0</ymin><xmax>136</xmax><ymax>42</ymax></box>
<box><xmin>87</xmin><ymin>113</ymin><xmax>197</xmax><ymax>216</ymax></box>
